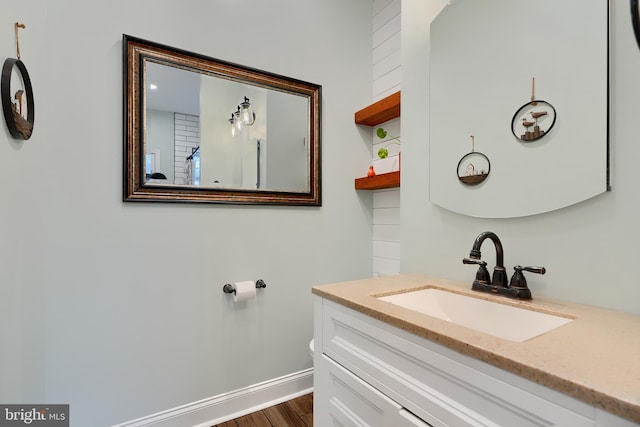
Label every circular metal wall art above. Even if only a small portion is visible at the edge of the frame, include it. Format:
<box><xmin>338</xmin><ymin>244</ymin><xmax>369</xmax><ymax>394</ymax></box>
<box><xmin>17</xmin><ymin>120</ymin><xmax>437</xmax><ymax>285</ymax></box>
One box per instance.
<box><xmin>1</xmin><ymin>58</ymin><xmax>35</xmax><ymax>140</ymax></box>
<box><xmin>511</xmin><ymin>99</ymin><xmax>556</xmax><ymax>143</ymax></box>
<box><xmin>457</xmin><ymin>151</ymin><xmax>491</xmax><ymax>185</ymax></box>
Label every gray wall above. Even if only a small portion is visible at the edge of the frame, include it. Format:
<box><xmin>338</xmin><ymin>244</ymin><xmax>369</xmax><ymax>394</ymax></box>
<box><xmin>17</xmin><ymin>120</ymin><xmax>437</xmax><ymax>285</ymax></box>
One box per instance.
<box><xmin>0</xmin><ymin>0</ymin><xmax>374</xmax><ymax>425</ymax></box>
<box><xmin>402</xmin><ymin>0</ymin><xmax>640</xmax><ymax>315</ymax></box>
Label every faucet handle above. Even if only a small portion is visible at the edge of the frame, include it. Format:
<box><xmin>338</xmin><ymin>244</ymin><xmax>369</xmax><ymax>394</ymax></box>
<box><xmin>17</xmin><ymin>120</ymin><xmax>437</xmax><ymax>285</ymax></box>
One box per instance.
<box><xmin>462</xmin><ymin>257</ymin><xmax>485</xmax><ymax>266</ymax></box>
<box><xmin>518</xmin><ymin>265</ymin><xmax>546</xmax><ymax>275</ymax></box>
<box><xmin>509</xmin><ymin>265</ymin><xmax>546</xmax><ymax>289</ymax></box>
<box><xmin>463</xmin><ymin>258</ymin><xmax>490</xmax><ymax>283</ymax></box>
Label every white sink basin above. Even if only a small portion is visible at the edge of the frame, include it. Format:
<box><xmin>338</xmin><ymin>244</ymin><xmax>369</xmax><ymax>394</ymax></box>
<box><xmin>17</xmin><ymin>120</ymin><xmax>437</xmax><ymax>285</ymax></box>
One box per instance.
<box><xmin>378</xmin><ymin>288</ymin><xmax>573</xmax><ymax>342</ymax></box>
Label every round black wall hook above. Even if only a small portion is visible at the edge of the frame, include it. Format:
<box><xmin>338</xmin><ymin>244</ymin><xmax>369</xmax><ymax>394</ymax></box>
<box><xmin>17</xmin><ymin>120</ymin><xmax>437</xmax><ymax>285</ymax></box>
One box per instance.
<box><xmin>1</xmin><ymin>58</ymin><xmax>35</xmax><ymax>140</ymax></box>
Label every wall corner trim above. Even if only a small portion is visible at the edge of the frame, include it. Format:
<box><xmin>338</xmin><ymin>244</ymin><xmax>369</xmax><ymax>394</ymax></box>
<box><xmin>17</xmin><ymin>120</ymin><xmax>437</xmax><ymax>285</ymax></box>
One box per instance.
<box><xmin>111</xmin><ymin>368</ymin><xmax>313</xmax><ymax>427</ymax></box>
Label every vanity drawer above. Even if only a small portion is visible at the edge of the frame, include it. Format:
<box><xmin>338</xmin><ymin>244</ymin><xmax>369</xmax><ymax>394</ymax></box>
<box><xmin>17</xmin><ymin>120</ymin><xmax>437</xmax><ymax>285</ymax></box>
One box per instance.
<box><xmin>321</xmin><ymin>299</ymin><xmax>595</xmax><ymax>427</ymax></box>
<box><xmin>319</xmin><ymin>354</ymin><xmax>431</xmax><ymax>426</ymax></box>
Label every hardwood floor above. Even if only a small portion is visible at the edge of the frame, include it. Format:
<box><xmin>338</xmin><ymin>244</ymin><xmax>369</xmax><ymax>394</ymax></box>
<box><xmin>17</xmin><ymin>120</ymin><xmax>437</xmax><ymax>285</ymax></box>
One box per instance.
<box><xmin>211</xmin><ymin>393</ymin><xmax>313</xmax><ymax>427</ymax></box>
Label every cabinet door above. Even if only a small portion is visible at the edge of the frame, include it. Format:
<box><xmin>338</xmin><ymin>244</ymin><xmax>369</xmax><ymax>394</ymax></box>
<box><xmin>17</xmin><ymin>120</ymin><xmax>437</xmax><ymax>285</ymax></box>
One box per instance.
<box><xmin>319</xmin><ymin>354</ymin><xmax>432</xmax><ymax>427</ymax></box>
<box><xmin>321</xmin><ymin>299</ymin><xmax>596</xmax><ymax>427</ymax></box>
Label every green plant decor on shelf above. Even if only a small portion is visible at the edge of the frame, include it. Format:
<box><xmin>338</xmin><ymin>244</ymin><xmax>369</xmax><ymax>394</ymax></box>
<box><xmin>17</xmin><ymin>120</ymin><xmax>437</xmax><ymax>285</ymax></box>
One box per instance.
<box><xmin>376</xmin><ymin>127</ymin><xmax>401</xmax><ymax>159</ymax></box>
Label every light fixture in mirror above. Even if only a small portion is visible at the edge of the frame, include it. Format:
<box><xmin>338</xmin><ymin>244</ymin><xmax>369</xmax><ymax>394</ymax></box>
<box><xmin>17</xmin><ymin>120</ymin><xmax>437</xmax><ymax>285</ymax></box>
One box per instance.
<box><xmin>429</xmin><ymin>0</ymin><xmax>609</xmax><ymax>218</ymax></box>
<box><xmin>123</xmin><ymin>35</ymin><xmax>321</xmax><ymax>205</ymax></box>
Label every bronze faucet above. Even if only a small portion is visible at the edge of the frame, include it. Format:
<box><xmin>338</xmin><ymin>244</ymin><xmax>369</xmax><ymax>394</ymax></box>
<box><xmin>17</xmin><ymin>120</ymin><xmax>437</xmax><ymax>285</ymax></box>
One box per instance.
<box><xmin>463</xmin><ymin>231</ymin><xmax>545</xmax><ymax>300</ymax></box>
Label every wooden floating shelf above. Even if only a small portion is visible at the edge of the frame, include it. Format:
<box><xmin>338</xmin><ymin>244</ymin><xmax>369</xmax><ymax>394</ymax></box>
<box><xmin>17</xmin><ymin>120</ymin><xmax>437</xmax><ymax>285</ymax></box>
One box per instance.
<box><xmin>354</xmin><ymin>92</ymin><xmax>402</xmax><ymax>190</ymax></box>
<box><xmin>354</xmin><ymin>171</ymin><xmax>400</xmax><ymax>190</ymax></box>
<box><xmin>354</xmin><ymin>91</ymin><xmax>401</xmax><ymax>126</ymax></box>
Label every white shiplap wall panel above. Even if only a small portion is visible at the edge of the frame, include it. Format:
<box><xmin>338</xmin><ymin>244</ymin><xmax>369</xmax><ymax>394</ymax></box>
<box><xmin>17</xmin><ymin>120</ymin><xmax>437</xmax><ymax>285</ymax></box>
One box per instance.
<box><xmin>372</xmin><ymin>179</ymin><xmax>401</xmax><ymax>280</ymax></box>
<box><xmin>372</xmin><ymin>0</ymin><xmax>401</xmax><ymax>277</ymax></box>
<box><xmin>373</xmin><ymin>49</ymin><xmax>402</xmax><ymax>81</ymax></box>
<box><xmin>373</xmin><ymin>0</ymin><xmax>402</xmax><ymax>101</ymax></box>
<box><xmin>373</xmin><ymin>207</ymin><xmax>401</xmax><ymax>226</ymax></box>
<box><xmin>373</xmin><ymin>224</ymin><xmax>401</xmax><ymax>242</ymax></box>
<box><xmin>373</xmin><ymin>0</ymin><xmax>395</xmax><ymax>15</ymax></box>
<box><xmin>373</xmin><ymin>0</ymin><xmax>401</xmax><ymax>32</ymax></box>
<box><xmin>374</xmin><ymin>240</ymin><xmax>401</xmax><ymax>259</ymax></box>
<box><xmin>373</xmin><ymin>13</ymin><xmax>401</xmax><ymax>48</ymax></box>
<box><xmin>373</xmin><ymin>257</ymin><xmax>401</xmax><ymax>278</ymax></box>
<box><xmin>373</xmin><ymin>70</ymin><xmax>401</xmax><ymax>100</ymax></box>
<box><xmin>374</xmin><ymin>32</ymin><xmax>401</xmax><ymax>64</ymax></box>
<box><xmin>373</xmin><ymin>187</ymin><xmax>400</xmax><ymax>208</ymax></box>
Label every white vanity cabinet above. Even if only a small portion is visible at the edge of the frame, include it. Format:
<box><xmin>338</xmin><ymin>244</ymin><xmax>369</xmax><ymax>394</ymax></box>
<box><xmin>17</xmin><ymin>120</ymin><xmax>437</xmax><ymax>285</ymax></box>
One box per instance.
<box><xmin>313</xmin><ymin>296</ymin><xmax>637</xmax><ymax>427</ymax></box>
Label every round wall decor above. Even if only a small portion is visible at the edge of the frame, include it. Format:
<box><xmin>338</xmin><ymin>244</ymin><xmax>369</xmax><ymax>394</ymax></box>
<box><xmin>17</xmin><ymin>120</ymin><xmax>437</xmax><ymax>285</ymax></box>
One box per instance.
<box><xmin>457</xmin><ymin>135</ymin><xmax>491</xmax><ymax>186</ymax></box>
<box><xmin>511</xmin><ymin>99</ymin><xmax>556</xmax><ymax>142</ymax></box>
<box><xmin>1</xmin><ymin>58</ymin><xmax>35</xmax><ymax>140</ymax></box>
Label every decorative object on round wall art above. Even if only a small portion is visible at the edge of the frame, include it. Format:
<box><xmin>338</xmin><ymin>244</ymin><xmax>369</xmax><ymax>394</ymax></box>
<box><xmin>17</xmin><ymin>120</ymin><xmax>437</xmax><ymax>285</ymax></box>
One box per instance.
<box><xmin>511</xmin><ymin>78</ymin><xmax>556</xmax><ymax>143</ymax></box>
<box><xmin>457</xmin><ymin>135</ymin><xmax>491</xmax><ymax>186</ymax></box>
<box><xmin>1</xmin><ymin>23</ymin><xmax>34</xmax><ymax>140</ymax></box>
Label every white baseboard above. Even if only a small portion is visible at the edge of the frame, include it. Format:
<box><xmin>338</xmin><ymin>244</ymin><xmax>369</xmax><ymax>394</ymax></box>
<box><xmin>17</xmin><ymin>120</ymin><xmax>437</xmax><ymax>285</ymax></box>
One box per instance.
<box><xmin>112</xmin><ymin>368</ymin><xmax>313</xmax><ymax>427</ymax></box>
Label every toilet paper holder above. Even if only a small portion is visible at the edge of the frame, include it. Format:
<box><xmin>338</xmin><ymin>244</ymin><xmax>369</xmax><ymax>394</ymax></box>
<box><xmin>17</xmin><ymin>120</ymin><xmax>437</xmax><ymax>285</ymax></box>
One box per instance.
<box><xmin>223</xmin><ymin>279</ymin><xmax>267</xmax><ymax>295</ymax></box>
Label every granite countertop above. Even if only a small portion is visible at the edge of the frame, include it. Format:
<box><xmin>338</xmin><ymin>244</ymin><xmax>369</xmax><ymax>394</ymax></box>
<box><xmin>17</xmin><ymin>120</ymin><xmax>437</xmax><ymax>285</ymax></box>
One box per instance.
<box><xmin>312</xmin><ymin>274</ymin><xmax>640</xmax><ymax>424</ymax></box>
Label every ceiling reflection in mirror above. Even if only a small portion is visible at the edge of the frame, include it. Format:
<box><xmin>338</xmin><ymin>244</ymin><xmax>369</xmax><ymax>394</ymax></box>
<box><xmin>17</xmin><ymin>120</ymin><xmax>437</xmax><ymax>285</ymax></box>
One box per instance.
<box><xmin>124</xmin><ymin>35</ymin><xmax>321</xmax><ymax>205</ymax></box>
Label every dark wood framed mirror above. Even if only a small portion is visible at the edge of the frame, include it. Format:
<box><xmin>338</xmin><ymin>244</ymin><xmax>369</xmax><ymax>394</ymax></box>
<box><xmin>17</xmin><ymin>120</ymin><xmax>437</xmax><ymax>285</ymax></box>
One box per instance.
<box><xmin>123</xmin><ymin>35</ymin><xmax>321</xmax><ymax>205</ymax></box>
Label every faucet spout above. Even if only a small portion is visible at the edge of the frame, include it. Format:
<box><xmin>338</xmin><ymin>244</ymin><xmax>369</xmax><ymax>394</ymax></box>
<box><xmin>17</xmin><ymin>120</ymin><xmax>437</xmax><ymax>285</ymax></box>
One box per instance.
<box><xmin>469</xmin><ymin>231</ymin><xmax>504</xmax><ymax>269</ymax></box>
<box><xmin>469</xmin><ymin>231</ymin><xmax>507</xmax><ymax>288</ymax></box>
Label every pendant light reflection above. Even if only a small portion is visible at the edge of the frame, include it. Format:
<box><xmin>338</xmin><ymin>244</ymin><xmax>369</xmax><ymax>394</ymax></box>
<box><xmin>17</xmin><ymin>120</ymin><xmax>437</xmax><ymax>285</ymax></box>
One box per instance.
<box><xmin>228</xmin><ymin>96</ymin><xmax>256</xmax><ymax>135</ymax></box>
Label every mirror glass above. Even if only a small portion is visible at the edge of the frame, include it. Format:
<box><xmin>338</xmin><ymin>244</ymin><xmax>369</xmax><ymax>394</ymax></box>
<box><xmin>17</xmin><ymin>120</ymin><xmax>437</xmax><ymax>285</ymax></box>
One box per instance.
<box><xmin>124</xmin><ymin>35</ymin><xmax>321</xmax><ymax>205</ymax></box>
<box><xmin>429</xmin><ymin>0</ymin><xmax>609</xmax><ymax>218</ymax></box>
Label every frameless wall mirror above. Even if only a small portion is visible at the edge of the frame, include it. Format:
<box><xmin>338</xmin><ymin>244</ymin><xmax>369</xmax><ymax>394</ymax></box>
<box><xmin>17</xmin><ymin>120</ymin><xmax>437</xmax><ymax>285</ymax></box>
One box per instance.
<box><xmin>123</xmin><ymin>35</ymin><xmax>321</xmax><ymax>205</ymax></box>
<box><xmin>429</xmin><ymin>0</ymin><xmax>609</xmax><ymax>218</ymax></box>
